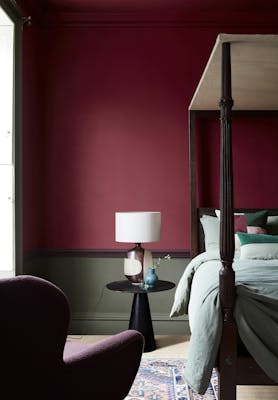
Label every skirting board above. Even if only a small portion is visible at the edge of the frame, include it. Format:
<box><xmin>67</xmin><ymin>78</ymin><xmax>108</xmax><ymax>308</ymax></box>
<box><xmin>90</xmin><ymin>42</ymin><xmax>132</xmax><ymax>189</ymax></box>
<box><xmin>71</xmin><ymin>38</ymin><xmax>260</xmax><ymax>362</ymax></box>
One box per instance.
<box><xmin>69</xmin><ymin>312</ymin><xmax>190</xmax><ymax>336</ymax></box>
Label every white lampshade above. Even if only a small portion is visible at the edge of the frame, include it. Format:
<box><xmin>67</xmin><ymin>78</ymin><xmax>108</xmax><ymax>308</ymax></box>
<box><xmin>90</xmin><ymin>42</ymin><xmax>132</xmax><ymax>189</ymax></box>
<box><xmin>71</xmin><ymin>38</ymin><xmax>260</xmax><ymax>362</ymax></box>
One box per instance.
<box><xmin>115</xmin><ymin>212</ymin><xmax>161</xmax><ymax>243</ymax></box>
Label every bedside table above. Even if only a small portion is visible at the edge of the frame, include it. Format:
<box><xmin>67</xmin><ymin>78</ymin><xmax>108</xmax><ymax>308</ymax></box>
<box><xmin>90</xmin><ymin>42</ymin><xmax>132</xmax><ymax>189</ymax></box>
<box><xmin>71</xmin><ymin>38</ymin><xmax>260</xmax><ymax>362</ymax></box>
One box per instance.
<box><xmin>106</xmin><ymin>280</ymin><xmax>175</xmax><ymax>352</ymax></box>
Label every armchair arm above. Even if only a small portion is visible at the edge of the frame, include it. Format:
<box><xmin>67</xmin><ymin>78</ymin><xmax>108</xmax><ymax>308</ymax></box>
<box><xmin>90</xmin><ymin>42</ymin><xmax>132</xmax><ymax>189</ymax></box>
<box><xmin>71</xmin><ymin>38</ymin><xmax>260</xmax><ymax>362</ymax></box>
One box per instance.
<box><xmin>63</xmin><ymin>330</ymin><xmax>144</xmax><ymax>400</ymax></box>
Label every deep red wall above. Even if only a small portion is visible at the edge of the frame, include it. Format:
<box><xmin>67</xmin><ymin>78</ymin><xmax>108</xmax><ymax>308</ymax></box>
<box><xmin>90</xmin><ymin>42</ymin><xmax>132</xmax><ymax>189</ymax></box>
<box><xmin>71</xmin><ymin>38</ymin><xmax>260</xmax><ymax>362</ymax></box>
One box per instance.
<box><xmin>22</xmin><ymin>15</ymin><xmax>278</xmax><ymax>252</ymax></box>
<box><xmin>197</xmin><ymin>115</ymin><xmax>278</xmax><ymax>209</ymax></box>
<box><xmin>39</xmin><ymin>26</ymin><xmax>215</xmax><ymax>250</ymax></box>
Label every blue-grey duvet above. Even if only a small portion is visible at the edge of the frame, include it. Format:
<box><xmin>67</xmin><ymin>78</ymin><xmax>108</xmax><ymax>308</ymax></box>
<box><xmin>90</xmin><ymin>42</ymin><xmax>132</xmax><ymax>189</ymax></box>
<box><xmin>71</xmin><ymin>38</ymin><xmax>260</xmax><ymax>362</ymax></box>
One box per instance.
<box><xmin>170</xmin><ymin>250</ymin><xmax>278</xmax><ymax>394</ymax></box>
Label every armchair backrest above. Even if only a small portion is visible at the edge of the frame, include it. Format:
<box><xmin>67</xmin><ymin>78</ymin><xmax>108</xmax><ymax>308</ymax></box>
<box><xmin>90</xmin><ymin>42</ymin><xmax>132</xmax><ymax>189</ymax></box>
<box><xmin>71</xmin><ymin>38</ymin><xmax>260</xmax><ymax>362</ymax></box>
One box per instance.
<box><xmin>0</xmin><ymin>275</ymin><xmax>70</xmax><ymax>372</ymax></box>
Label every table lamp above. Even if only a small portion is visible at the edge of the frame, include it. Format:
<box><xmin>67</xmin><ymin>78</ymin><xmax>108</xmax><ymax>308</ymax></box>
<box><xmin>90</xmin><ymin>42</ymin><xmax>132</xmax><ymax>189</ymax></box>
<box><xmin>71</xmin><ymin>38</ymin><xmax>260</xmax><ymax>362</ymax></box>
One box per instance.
<box><xmin>115</xmin><ymin>212</ymin><xmax>161</xmax><ymax>284</ymax></box>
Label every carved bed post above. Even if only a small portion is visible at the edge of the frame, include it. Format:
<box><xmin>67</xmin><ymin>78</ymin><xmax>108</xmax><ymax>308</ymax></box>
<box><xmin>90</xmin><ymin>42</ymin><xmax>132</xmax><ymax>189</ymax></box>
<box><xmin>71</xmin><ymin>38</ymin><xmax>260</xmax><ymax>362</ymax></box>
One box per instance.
<box><xmin>189</xmin><ymin>110</ymin><xmax>198</xmax><ymax>257</ymax></box>
<box><xmin>218</xmin><ymin>42</ymin><xmax>237</xmax><ymax>400</ymax></box>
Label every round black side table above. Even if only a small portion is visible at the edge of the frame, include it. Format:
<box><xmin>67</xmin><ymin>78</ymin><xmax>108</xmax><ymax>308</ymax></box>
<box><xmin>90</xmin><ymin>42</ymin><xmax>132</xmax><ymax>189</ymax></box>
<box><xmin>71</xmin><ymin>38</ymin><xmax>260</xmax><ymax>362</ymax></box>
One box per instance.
<box><xmin>106</xmin><ymin>280</ymin><xmax>175</xmax><ymax>352</ymax></box>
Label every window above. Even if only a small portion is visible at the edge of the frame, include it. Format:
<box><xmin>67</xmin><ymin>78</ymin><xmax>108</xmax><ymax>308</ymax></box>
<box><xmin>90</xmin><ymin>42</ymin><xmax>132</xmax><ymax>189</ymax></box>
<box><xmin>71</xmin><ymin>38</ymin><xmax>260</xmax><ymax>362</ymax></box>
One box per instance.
<box><xmin>0</xmin><ymin>3</ymin><xmax>22</xmax><ymax>277</ymax></box>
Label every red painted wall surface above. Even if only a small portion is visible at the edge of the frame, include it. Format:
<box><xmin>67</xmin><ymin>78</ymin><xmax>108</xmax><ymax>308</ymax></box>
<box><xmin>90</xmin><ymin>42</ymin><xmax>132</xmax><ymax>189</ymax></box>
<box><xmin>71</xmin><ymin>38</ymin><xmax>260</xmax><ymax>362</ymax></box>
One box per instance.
<box><xmin>40</xmin><ymin>27</ymin><xmax>198</xmax><ymax>250</ymax></box>
<box><xmin>197</xmin><ymin>115</ymin><xmax>278</xmax><ymax>209</ymax></box>
<box><xmin>22</xmin><ymin>15</ymin><xmax>278</xmax><ymax>252</ymax></box>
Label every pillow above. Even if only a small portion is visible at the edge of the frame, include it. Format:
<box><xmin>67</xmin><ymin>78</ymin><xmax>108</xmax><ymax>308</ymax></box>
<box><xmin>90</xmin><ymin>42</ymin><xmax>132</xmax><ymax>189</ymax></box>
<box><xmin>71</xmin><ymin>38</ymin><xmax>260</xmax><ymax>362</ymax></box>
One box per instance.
<box><xmin>247</xmin><ymin>226</ymin><xmax>266</xmax><ymax>234</ymax></box>
<box><xmin>215</xmin><ymin>209</ymin><xmax>243</xmax><ymax>219</ymax></box>
<box><xmin>237</xmin><ymin>232</ymin><xmax>278</xmax><ymax>260</ymax></box>
<box><xmin>245</xmin><ymin>210</ymin><xmax>268</xmax><ymax>234</ymax></box>
<box><xmin>200</xmin><ymin>214</ymin><xmax>241</xmax><ymax>253</ymax></box>
<box><xmin>200</xmin><ymin>215</ymin><xmax>219</xmax><ymax>251</ymax></box>
<box><xmin>215</xmin><ymin>209</ymin><xmax>268</xmax><ymax>234</ymax></box>
<box><xmin>266</xmin><ymin>215</ymin><xmax>278</xmax><ymax>235</ymax></box>
<box><xmin>215</xmin><ymin>210</ymin><xmax>245</xmax><ymax>250</ymax></box>
<box><xmin>215</xmin><ymin>209</ymin><xmax>246</xmax><ymax>231</ymax></box>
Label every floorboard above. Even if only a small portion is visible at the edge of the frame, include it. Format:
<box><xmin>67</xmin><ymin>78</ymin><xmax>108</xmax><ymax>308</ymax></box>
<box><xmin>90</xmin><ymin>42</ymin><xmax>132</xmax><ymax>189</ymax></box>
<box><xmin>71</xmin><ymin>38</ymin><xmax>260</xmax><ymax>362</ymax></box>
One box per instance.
<box><xmin>67</xmin><ymin>335</ymin><xmax>278</xmax><ymax>399</ymax></box>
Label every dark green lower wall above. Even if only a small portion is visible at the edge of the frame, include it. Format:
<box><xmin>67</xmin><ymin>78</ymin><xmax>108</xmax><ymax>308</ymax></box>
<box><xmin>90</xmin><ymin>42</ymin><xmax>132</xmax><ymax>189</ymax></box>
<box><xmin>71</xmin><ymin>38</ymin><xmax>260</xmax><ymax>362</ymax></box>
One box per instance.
<box><xmin>23</xmin><ymin>256</ymin><xmax>190</xmax><ymax>335</ymax></box>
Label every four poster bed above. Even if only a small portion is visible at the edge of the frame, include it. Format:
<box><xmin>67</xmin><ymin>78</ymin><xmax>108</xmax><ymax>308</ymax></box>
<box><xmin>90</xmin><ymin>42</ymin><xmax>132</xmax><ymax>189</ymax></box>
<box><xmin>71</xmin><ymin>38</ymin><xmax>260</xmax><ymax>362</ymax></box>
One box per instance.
<box><xmin>170</xmin><ymin>34</ymin><xmax>278</xmax><ymax>399</ymax></box>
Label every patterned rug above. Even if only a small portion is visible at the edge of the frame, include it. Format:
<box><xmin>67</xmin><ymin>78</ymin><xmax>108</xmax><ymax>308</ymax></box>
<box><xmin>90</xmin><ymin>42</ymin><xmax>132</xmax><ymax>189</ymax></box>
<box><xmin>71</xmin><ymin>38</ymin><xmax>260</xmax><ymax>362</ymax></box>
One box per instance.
<box><xmin>125</xmin><ymin>358</ymin><xmax>218</xmax><ymax>400</ymax></box>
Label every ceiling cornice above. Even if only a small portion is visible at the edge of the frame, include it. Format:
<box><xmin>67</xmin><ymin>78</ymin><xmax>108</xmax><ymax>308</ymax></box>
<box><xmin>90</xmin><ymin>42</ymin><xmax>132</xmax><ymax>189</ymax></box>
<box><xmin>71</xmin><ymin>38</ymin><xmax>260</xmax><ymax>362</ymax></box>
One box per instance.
<box><xmin>37</xmin><ymin>10</ymin><xmax>278</xmax><ymax>29</ymax></box>
<box><xmin>16</xmin><ymin>0</ymin><xmax>46</xmax><ymax>21</ymax></box>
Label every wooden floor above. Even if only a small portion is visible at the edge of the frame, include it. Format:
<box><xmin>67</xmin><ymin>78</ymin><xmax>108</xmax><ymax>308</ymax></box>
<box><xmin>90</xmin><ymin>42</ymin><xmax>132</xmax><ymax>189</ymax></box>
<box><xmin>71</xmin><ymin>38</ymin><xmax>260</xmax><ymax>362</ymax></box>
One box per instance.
<box><xmin>67</xmin><ymin>335</ymin><xmax>278</xmax><ymax>400</ymax></box>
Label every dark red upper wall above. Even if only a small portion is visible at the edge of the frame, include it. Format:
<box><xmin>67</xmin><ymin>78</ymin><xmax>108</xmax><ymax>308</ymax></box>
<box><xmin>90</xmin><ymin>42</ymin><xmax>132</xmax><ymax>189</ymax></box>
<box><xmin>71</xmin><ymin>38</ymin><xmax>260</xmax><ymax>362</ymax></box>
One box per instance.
<box><xmin>21</xmin><ymin>4</ymin><xmax>278</xmax><ymax>253</ymax></box>
<box><xmin>197</xmin><ymin>114</ymin><xmax>278</xmax><ymax>209</ymax></box>
<box><xmin>40</xmin><ymin>26</ymin><xmax>197</xmax><ymax>250</ymax></box>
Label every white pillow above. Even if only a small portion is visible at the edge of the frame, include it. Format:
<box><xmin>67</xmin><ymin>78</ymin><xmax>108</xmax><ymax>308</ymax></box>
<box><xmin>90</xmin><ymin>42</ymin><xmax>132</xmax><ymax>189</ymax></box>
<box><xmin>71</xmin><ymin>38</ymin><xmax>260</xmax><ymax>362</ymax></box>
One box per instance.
<box><xmin>237</xmin><ymin>232</ymin><xmax>278</xmax><ymax>260</ymax></box>
<box><xmin>200</xmin><ymin>215</ymin><xmax>219</xmax><ymax>251</ymax></box>
<box><xmin>241</xmin><ymin>243</ymin><xmax>278</xmax><ymax>260</ymax></box>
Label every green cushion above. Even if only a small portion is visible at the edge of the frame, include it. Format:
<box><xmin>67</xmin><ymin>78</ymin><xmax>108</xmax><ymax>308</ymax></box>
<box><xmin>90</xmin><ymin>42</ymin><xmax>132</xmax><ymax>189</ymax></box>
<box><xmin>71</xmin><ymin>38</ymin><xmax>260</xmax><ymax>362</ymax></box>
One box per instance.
<box><xmin>245</xmin><ymin>210</ymin><xmax>268</xmax><ymax>227</ymax></box>
<box><xmin>237</xmin><ymin>232</ymin><xmax>278</xmax><ymax>245</ymax></box>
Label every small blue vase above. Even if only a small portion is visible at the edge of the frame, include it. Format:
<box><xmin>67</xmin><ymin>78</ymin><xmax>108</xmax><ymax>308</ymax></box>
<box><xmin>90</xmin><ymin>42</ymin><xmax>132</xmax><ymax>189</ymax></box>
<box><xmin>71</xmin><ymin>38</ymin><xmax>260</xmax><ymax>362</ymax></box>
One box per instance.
<box><xmin>144</xmin><ymin>267</ymin><xmax>158</xmax><ymax>287</ymax></box>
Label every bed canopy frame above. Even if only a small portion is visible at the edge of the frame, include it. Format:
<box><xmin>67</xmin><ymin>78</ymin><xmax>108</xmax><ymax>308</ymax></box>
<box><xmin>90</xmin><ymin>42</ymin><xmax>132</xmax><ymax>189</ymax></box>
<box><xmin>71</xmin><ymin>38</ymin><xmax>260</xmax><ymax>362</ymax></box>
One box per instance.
<box><xmin>188</xmin><ymin>34</ymin><xmax>278</xmax><ymax>400</ymax></box>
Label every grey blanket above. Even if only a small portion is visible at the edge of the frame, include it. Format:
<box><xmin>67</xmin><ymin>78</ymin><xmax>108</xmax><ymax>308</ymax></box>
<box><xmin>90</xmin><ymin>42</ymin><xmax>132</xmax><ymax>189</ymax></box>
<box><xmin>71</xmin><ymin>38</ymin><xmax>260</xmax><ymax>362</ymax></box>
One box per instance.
<box><xmin>170</xmin><ymin>251</ymin><xmax>278</xmax><ymax>394</ymax></box>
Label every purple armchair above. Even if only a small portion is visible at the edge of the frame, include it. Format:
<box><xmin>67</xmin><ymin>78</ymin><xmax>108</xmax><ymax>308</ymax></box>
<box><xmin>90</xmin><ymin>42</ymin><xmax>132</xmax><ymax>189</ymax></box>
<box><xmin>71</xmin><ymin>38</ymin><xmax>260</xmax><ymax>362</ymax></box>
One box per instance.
<box><xmin>0</xmin><ymin>275</ymin><xmax>144</xmax><ymax>399</ymax></box>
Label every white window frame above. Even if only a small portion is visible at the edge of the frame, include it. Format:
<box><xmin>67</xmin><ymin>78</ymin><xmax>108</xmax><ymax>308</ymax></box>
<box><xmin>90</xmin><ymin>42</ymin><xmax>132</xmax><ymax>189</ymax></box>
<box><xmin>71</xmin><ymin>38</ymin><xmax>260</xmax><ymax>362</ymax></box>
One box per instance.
<box><xmin>0</xmin><ymin>0</ymin><xmax>22</xmax><ymax>277</ymax></box>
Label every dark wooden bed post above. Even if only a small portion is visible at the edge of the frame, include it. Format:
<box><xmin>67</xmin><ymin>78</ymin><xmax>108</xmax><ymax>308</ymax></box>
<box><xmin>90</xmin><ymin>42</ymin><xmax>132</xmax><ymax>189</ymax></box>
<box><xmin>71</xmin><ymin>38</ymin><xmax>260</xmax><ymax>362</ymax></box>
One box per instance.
<box><xmin>189</xmin><ymin>110</ymin><xmax>198</xmax><ymax>257</ymax></box>
<box><xmin>218</xmin><ymin>42</ymin><xmax>237</xmax><ymax>400</ymax></box>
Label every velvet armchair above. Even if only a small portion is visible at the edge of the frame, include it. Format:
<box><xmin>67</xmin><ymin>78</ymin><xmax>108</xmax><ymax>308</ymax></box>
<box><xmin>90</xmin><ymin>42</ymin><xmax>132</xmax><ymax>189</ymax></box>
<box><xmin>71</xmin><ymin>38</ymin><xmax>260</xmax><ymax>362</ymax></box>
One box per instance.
<box><xmin>0</xmin><ymin>275</ymin><xmax>144</xmax><ymax>399</ymax></box>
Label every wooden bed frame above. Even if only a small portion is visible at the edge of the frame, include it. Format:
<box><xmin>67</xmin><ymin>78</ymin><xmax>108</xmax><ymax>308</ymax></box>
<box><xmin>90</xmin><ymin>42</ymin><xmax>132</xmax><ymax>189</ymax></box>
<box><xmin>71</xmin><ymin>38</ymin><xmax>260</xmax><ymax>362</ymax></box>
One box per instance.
<box><xmin>189</xmin><ymin>39</ymin><xmax>278</xmax><ymax>400</ymax></box>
